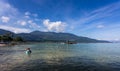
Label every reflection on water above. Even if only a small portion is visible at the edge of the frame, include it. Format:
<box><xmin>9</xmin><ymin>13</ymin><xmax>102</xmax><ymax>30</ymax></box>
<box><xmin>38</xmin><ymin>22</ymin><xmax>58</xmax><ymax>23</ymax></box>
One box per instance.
<box><xmin>0</xmin><ymin>43</ymin><xmax>120</xmax><ymax>71</ymax></box>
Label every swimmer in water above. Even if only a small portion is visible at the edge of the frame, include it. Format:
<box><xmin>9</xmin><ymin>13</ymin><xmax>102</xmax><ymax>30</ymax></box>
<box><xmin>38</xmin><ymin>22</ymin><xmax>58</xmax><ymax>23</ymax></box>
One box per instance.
<box><xmin>25</xmin><ymin>48</ymin><xmax>32</xmax><ymax>57</ymax></box>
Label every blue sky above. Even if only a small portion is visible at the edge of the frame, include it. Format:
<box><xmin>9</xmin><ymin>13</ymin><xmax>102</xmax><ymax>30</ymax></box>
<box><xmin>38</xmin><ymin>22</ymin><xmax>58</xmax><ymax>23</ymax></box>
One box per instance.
<box><xmin>0</xmin><ymin>0</ymin><xmax>120</xmax><ymax>41</ymax></box>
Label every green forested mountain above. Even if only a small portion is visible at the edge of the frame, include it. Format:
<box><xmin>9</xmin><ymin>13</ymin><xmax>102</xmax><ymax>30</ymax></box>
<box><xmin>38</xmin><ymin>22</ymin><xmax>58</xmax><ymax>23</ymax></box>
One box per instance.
<box><xmin>0</xmin><ymin>29</ymin><xmax>109</xmax><ymax>43</ymax></box>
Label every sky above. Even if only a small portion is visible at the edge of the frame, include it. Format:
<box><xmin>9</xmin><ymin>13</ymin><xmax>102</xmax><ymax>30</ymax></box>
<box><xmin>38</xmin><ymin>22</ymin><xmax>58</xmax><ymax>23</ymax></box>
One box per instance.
<box><xmin>0</xmin><ymin>0</ymin><xmax>120</xmax><ymax>41</ymax></box>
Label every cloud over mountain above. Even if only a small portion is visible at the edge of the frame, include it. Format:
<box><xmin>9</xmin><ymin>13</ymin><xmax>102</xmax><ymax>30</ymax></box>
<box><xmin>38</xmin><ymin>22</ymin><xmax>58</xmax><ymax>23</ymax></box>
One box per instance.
<box><xmin>43</xmin><ymin>19</ymin><xmax>66</xmax><ymax>32</ymax></box>
<box><xmin>1</xmin><ymin>16</ymin><xmax>10</xmax><ymax>23</ymax></box>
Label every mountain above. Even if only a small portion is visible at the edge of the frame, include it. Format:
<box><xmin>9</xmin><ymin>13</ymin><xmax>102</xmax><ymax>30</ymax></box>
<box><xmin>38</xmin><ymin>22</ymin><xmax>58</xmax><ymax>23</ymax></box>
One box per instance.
<box><xmin>0</xmin><ymin>29</ymin><xmax>14</xmax><ymax>35</ymax></box>
<box><xmin>0</xmin><ymin>29</ymin><xmax>109</xmax><ymax>43</ymax></box>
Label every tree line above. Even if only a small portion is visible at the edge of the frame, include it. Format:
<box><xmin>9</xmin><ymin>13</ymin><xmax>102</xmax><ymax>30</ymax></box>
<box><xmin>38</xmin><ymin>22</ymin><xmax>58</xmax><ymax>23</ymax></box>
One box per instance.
<box><xmin>0</xmin><ymin>33</ymin><xmax>23</xmax><ymax>42</ymax></box>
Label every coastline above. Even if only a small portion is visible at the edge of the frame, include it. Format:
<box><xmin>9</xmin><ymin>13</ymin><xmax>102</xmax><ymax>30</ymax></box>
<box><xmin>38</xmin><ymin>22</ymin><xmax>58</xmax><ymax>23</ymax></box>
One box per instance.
<box><xmin>0</xmin><ymin>44</ymin><xmax>7</xmax><ymax>47</ymax></box>
<box><xmin>0</xmin><ymin>42</ymin><xmax>21</xmax><ymax>47</ymax></box>
<box><xmin>0</xmin><ymin>41</ymin><xmax>112</xmax><ymax>46</ymax></box>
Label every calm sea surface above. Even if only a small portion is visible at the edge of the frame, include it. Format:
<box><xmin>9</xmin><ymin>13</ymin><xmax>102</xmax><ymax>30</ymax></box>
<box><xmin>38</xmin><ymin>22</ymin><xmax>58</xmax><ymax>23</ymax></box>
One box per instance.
<box><xmin>0</xmin><ymin>43</ymin><xmax>120</xmax><ymax>71</ymax></box>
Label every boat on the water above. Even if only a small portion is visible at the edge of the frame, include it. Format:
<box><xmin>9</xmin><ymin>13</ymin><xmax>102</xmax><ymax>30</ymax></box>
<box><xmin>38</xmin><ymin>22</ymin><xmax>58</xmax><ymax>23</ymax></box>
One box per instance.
<box><xmin>65</xmin><ymin>40</ymin><xmax>77</xmax><ymax>44</ymax></box>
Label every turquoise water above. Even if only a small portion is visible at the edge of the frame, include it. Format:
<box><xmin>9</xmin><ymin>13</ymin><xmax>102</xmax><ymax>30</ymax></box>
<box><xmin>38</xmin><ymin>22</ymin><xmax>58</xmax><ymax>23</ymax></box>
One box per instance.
<box><xmin>0</xmin><ymin>43</ymin><xmax>120</xmax><ymax>71</ymax></box>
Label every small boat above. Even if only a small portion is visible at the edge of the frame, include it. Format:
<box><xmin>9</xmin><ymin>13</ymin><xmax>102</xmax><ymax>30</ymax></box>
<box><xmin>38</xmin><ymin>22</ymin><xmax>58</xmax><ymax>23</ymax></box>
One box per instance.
<box><xmin>65</xmin><ymin>40</ymin><xmax>77</xmax><ymax>44</ymax></box>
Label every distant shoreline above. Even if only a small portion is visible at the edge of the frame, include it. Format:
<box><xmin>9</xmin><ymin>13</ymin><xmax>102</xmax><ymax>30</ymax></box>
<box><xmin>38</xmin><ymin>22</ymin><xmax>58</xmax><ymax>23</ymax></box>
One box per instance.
<box><xmin>0</xmin><ymin>44</ymin><xmax>7</xmax><ymax>47</ymax></box>
<box><xmin>0</xmin><ymin>41</ymin><xmax>112</xmax><ymax>47</ymax></box>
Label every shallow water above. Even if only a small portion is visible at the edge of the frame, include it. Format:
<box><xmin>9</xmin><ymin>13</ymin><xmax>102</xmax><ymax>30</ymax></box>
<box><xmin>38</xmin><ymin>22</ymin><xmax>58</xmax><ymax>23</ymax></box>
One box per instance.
<box><xmin>0</xmin><ymin>43</ymin><xmax>120</xmax><ymax>71</ymax></box>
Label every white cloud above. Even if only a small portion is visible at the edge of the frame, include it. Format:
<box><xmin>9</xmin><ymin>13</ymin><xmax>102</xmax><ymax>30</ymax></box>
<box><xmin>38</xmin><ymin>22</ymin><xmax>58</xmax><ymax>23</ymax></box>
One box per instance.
<box><xmin>1</xmin><ymin>16</ymin><xmax>10</xmax><ymax>23</ymax></box>
<box><xmin>0</xmin><ymin>0</ymin><xmax>42</xmax><ymax>32</ymax></box>
<box><xmin>0</xmin><ymin>1</ymin><xmax>18</xmax><ymax>16</ymax></box>
<box><xmin>97</xmin><ymin>25</ymin><xmax>104</xmax><ymax>28</ymax></box>
<box><xmin>21</xmin><ymin>21</ymin><xmax>27</xmax><ymax>26</ymax></box>
<box><xmin>28</xmin><ymin>20</ymin><xmax>41</xmax><ymax>29</ymax></box>
<box><xmin>28</xmin><ymin>20</ymin><xmax>33</xmax><ymax>24</ymax></box>
<box><xmin>0</xmin><ymin>25</ymin><xmax>31</xmax><ymax>33</ymax></box>
<box><xmin>17</xmin><ymin>20</ymin><xmax>27</xmax><ymax>26</ymax></box>
<box><xmin>68</xmin><ymin>1</ymin><xmax>120</xmax><ymax>28</ymax></box>
<box><xmin>24</xmin><ymin>15</ymin><xmax>30</xmax><ymax>18</ymax></box>
<box><xmin>43</xmin><ymin>19</ymin><xmax>66</xmax><ymax>32</ymax></box>
<box><xmin>25</xmin><ymin>12</ymin><xmax>38</xmax><ymax>18</ymax></box>
<box><xmin>25</xmin><ymin>11</ymin><xmax>31</xmax><ymax>15</ymax></box>
<box><xmin>114</xmin><ymin>38</ymin><xmax>120</xmax><ymax>41</ymax></box>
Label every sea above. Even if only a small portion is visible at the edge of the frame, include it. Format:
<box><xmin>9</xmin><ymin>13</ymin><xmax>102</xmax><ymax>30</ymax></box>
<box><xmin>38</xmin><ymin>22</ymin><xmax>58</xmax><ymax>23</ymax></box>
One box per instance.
<box><xmin>0</xmin><ymin>43</ymin><xmax>120</xmax><ymax>71</ymax></box>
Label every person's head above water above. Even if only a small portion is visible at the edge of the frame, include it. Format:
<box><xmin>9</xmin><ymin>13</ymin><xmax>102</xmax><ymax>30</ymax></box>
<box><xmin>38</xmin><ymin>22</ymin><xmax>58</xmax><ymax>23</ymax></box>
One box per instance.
<box><xmin>26</xmin><ymin>48</ymin><xmax>31</xmax><ymax>50</ymax></box>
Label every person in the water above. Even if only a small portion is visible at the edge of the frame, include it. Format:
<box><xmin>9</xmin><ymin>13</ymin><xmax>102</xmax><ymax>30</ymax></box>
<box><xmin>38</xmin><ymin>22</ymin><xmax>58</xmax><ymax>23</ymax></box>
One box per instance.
<box><xmin>25</xmin><ymin>48</ymin><xmax>32</xmax><ymax>57</ymax></box>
